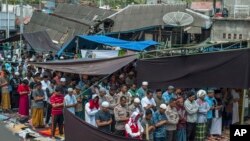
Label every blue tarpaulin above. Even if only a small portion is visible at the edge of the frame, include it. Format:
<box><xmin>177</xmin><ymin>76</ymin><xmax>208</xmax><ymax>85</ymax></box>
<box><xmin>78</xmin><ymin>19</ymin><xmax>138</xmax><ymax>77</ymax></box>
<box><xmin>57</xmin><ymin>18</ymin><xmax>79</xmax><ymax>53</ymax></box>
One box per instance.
<box><xmin>57</xmin><ymin>35</ymin><xmax>158</xmax><ymax>56</ymax></box>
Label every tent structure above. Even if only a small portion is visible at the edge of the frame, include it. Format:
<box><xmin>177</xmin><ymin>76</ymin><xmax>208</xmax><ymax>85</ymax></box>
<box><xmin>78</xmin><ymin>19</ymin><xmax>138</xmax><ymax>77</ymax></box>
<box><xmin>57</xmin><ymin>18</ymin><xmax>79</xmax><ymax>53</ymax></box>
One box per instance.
<box><xmin>137</xmin><ymin>48</ymin><xmax>250</xmax><ymax>89</ymax></box>
<box><xmin>0</xmin><ymin>31</ymin><xmax>59</xmax><ymax>53</ymax></box>
<box><xmin>64</xmin><ymin>109</ymin><xmax>145</xmax><ymax>141</ymax></box>
<box><xmin>56</xmin><ymin>35</ymin><xmax>158</xmax><ymax>56</ymax></box>
<box><xmin>29</xmin><ymin>55</ymin><xmax>136</xmax><ymax>75</ymax></box>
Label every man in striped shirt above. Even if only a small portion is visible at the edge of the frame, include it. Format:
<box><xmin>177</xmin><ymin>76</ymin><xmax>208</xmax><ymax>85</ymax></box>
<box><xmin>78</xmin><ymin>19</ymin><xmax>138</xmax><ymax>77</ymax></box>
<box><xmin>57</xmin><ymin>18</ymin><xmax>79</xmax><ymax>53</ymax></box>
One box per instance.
<box><xmin>50</xmin><ymin>86</ymin><xmax>64</xmax><ymax>138</ymax></box>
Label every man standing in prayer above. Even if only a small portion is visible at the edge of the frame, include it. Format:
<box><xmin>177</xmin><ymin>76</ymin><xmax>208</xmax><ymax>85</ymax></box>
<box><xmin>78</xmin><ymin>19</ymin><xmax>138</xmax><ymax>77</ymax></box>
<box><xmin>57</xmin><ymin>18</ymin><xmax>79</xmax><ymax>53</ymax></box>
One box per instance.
<box><xmin>64</xmin><ymin>88</ymin><xmax>77</xmax><ymax>114</ymax></box>
<box><xmin>50</xmin><ymin>86</ymin><xmax>64</xmax><ymax>138</ymax></box>
<box><xmin>231</xmin><ymin>89</ymin><xmax>240</xmax><ymax>124</ymax></box>
<box><xmin>153</xmin><ymin>104</ymin><xmax>168</xmax><ymax>141</ymax></box>
<box><xmin>125</xmin><ymin>111</ymin><xmax>144</xmax><ymax>139</ymax></box>
<box><xmin>141</xmin><ymin>109</ymin><xmax>155</xmax><ymax>141</ymax></box>
<box><xmin>205</xmin><ymin>89</ymin><xmax>215</xmax><ymax>140</ymax></box>
<box><xmin>154</xmin><ymin>89</ymin><xmax>164</xmax><ymax>110</ymax></box>
<box><xmin>137</xmin><ymin>81</ymin><xmax>148</xmax><ymax>99</ymax></box>
<box><xmin>105</xmin><ymin>86</ymin><xmax>118</xmax><ymax>132</ymax></box>
<box><xmin>129</xmin><ymin>97</ymin><xmax>144</xmax><ymax>116</ymax></box>
<box><xmin>195</xmin><ymin>90</ymin><xmax>210</xmax><ymax>141</ymax></box>
<box><xmin>117</xmin><ymin>85</ymin><xmax>130</xmax><ymax>105</ymax></box>
<box><xmin>162</xmin><ymin>86</ymin><xmax>176</xmax><ymax>104</ymax></box>
<box><xmin>95</xmin><ymin>101</ymin><xmax>112</xmax><ymax>133</ymax></box>
<box><xmin>141</xmin><ymin>90</ymin><xmax>156</xmax><ymax>115</ymax></box>
<box><xmin>32</xmin><ymin>82</ymin><xmax>45</xmax><ymax>128</ymax></box>
<box><xmin>165</xmin><ymin>98</ymin><xmax>179</xmax><ymax>141</ymax></box>
<box><xmin>114</xmin><ymin>96</ymin><xmax>130</xmax><ymax>136</ymax></box>
<box><xmin>85</xmin><ymin>94</ymin><xmax>99</xmax><ymax>127</ymax></box>
<box><xmin>184</xmin><ymin>91</ymin><xmax>198</xmax><ymax>141</ymax></box>
<box><xmin>176</xmin><ymin>97</ymin><xmax>187</xmax><ymax>141</ymax></box>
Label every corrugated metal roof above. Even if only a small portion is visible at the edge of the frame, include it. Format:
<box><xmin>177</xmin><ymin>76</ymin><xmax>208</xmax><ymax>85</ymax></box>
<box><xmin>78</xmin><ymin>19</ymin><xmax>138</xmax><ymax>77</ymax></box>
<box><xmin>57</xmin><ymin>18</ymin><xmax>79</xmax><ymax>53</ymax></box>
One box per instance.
<box><xmin>107</xmin><ymin>4</ymin><xmax>211</xmax><ymax>33</ymax></box>
<box><xmin>24</xmin><ymin>12</ymin><xmax>89</xmax><ymax>45</ymax></box>
<box><xmin>24</xmin><ymin>4</ymin><xmax>114</xmax><ymax>45</ymax></box>
<box><xmin>54</xmin><ymin>3</ymin><xmax>115</xmax><ymax>24</ymax></box>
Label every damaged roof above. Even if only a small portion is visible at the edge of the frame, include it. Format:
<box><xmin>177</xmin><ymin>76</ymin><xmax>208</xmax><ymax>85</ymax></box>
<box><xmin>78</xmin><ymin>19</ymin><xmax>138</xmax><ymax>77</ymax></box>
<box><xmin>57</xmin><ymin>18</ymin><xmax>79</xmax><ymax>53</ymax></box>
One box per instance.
<box><xmin>106</xmin><ymin>4</ymin><xmax>211</xmax><ymax>33</ymax></box>
<box><xmin>24</xmin><ymin>4</ymin><xmax>114</xmax><ymax>45</ymax></box>
<box><xmin>54</xmin><ymin>3</ymin><xmax>115</xmax><ymax>24</ymax></box>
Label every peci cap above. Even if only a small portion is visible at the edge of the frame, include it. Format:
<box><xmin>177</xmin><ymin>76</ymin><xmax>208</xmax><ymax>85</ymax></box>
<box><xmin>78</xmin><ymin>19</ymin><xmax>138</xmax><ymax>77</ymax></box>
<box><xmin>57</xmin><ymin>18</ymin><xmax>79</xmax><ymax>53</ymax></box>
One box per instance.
<box><xmin>101</xmin><ymin>101</ymin><xmax>110</xmax><ymax>108</ymax></box>
<box><xmin>60</xmin><ymin>78</ymin><xmax>66</xmax><ymax>82</ymax></box>
<box><xmin>142</xmin><ymin>81</ymin><xmax>148</xmax><ymax>86</ymax></box>
<box><xmin>68</xmin><ymin>88</ymin><xmax>73</xmax><ymax>92</ymax></box>
<box><xmin>134</xmin><ymin>98</ymin><xmax>140</xmax><ymax>103</ymax></box>
<box><xmin>14</xmin><ymin>72</ymin><xmax>20</xmax><ymax>76</ymax></box>
<box><xmin>160</xmin><ymin>104</ymin><xmax>167</xmax><ymax>110</ymax></box>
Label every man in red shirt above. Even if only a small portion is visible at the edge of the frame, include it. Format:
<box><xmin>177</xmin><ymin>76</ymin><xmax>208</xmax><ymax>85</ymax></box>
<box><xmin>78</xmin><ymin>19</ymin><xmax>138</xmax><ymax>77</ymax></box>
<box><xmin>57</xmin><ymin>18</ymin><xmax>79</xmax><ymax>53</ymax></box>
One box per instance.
<box><xmin>50</xmin><ymin>86</ymin><xmax>64</xmax><ymax>138</ymax></box>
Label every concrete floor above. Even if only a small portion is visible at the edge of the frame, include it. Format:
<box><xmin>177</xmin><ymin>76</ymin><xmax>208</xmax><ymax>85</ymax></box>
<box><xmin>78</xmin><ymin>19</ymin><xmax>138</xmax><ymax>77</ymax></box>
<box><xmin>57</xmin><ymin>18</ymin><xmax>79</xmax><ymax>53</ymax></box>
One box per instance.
<box><xmin>0</xmin><ymin>123</ymin><xmax>19</xmax><ymax>141</ymax></box>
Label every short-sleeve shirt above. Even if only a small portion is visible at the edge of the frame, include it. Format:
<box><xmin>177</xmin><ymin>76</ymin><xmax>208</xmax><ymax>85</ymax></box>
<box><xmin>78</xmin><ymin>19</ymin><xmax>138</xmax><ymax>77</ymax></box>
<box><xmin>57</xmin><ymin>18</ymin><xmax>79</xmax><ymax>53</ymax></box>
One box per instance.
<box><xmin>64</xmin><ymin>94</ymin><xmax>77</xmax><ymax>114</ymax></box>
<box><xmin>141</xmin><ymin>118</ymin><xmax>154</xmax><ymax>140</ymax></box>
<box><xmin>50</xmin><ymin>93</ymin><xmax>64</xmax><ymax>115</ymax></box>
<box><xmin>95</xmin><ymin>110</ymin><xmax>112</xmax><ymax>133</ymax></box>
<box><xmin>32</xmin><ymin>89</ymin><xmax>45</xmax><ymax>108</ymax></box>
<box><xmin>153</xmin><ymin>111</ymin><xmax>167</xmax><ymax>138</ymax></box>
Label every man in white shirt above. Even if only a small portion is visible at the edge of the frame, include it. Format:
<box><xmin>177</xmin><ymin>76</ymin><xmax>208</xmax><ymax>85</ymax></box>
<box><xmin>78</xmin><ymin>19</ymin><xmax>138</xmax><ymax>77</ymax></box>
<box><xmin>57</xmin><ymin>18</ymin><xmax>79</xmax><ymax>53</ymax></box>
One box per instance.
<box><xmin>141</xmin><ymin>90</ymin><xmax>156</xmax><ymax>115</ymax></box>
<box><xmin>41</xmin><ymin>75</ymin><xmax>51</xmax><ymax>102</ymax></box>
<box><xmin>64</xmin><ymin>88</ymin><xmax>77</xmax><ymax>114</ymax></box>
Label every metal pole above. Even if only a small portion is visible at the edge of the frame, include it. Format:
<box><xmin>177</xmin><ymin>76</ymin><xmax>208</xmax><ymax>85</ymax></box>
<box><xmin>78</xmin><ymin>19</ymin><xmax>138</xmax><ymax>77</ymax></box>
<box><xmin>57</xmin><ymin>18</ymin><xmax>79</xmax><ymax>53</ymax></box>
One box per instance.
<box><xmin>241</xmin><ymin>89</ymin><xmax>247</xmax><ymax>124</ymax></box>
<box><xmin>5</xmin><ymin>0</ymin><xmax>9</xmax><ymax>38</ymax></box>
<box><xmin>19</xmin><ymin>0</ymin><xmax>23</xmax><ymax>62</ymax></box>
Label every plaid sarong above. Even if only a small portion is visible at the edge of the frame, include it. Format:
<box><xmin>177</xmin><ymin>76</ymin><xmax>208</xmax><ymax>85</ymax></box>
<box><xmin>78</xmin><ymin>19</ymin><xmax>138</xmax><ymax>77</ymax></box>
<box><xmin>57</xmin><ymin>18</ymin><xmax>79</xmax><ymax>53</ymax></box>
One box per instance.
<box><xmin>195</xmin><ymin>123</ymin><xmax>206</xmax><ymax>141</ymax></box>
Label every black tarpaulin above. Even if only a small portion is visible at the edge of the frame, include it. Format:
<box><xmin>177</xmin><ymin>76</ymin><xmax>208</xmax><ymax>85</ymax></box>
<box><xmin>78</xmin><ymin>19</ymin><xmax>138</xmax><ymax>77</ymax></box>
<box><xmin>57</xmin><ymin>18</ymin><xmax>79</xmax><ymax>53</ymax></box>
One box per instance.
<box><xmin>137</xmin><ymin>49</ymin><xmax>250</xmax><ymax>89</ymax></box>
<box><xmin>29</xmin><ymin>55</ymin><xmax>136</xmax><ymax>75</ymax></box>
<box><xmin>64</xmin><ymin>109</ymin><xmax>144</xmax><ymax>141</ymax></box>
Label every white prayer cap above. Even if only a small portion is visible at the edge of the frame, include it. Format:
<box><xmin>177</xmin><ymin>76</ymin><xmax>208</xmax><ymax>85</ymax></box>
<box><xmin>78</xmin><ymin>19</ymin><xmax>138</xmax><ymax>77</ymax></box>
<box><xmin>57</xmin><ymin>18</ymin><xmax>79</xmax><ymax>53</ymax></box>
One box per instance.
<box><xmin>60</xmin><ymin>56</ymin><xmax>64</xmax><ymax>59</ymax></box>
<box><xmin>14</xmin><ymin>72</ymin><xmax>20</xmax><ymax>76</ymax></box>
<box><xmin>160</xmin><ymin>104</ymin><xmax>167</xmax><ymax>110</ymax></box>
<box><xmin>168</xmin><ymin>86</ymin><xmax>175</xmax><ymax>89</ymax></box>
<box><xmin>92</xmin><ymin>94</ymin><xmax>98</xmax><ymax>99</ymax></box>
<box><xmin>101</xmin><ymin>101</ymin><xmax>110</xmax><ymax>108</ymax></box>
<box><xmin>134</xmin><ymin>98</ymin><xmax>140</xmax><ymax>103</ymax></box>
<box><xmin>197</xmin><ymin>89</ymin><xmax>207</xmax><ymax>98</ymax></box>
<box><xmin>99</xmin><ymin>88</ymin><xmax>107</xmax><ymax>93</ymax></box>
<box><xmin>29</xmin><ymin>58</ymin><xmax>35</xmax><ymax>62</ymax></box>
<box><xmin>60</xmin><ymin>78</ymin><xmax>66</xmax><ymax>82</ymax></box>
<box><xmin>142</xmin><ymin>81</ymin><xmax>148</xmax><ymax>86</ymax></box>
<box><xmin>68</xmin><ymin>88</ymin><xmax>73</xmax><ymax>92</ymax></box>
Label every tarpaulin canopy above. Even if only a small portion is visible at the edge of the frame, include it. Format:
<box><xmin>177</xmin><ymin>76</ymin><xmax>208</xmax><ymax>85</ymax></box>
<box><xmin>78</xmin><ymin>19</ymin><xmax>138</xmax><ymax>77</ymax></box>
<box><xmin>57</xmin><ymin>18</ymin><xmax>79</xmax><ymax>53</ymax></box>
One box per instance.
<box><xmin>29</xmin><ymin>55</ymin><xmax>136</xmax><ymax>75</ymax></box>
<box><xmin>57</xmin><ymin>35</ymin><xmax>158</xmax><ymax>56</ymax></box>
<box><xmin>137</xmin><ymin>48</ymin><xmax>250</xmax><ymax>89</ymax></box>
<box><xmin>0</xmin><ymin>31</ymin><xmax>59</xmax><ymax>53</ymax></box>
<box><xmin>64</xmin><ymin>109</ymin><xmax>144</xmax><ymax>141</ymax></box>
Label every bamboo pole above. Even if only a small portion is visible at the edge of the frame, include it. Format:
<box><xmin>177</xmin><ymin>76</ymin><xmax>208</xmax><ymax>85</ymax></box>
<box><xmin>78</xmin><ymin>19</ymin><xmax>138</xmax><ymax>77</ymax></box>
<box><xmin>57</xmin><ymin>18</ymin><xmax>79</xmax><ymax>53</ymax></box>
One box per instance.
<box><xmin>146</xmin><ymin>123</ymin><xmax>149</xmax><ymax>140</ymax></box>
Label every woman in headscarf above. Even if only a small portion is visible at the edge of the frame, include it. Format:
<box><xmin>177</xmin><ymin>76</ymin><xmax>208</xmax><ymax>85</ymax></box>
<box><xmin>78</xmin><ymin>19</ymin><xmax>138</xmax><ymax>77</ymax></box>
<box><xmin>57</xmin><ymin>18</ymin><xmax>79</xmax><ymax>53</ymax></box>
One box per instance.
<box><xmin>85</xmin><ymin>94</ymin><xmax>99</xmax><ymax>127</ymax></box>
<box><xmin>195</xmin><ymin>90</ymin><xmax>210</xmax><ymax>141</ymax></box>
<box><xmin>125</xmin><ymin>111</ymin><xmax>144</xmax><ymax>139</ymax></box>
<box><xmin>0</xmin><ymin>69</ymin><xmax>11</xmax><ymax>112</ymax></box>
<box><xmin>17</xmin><ymin>80</ymin><xmax>30</xmax><ymax>118</ymax></box>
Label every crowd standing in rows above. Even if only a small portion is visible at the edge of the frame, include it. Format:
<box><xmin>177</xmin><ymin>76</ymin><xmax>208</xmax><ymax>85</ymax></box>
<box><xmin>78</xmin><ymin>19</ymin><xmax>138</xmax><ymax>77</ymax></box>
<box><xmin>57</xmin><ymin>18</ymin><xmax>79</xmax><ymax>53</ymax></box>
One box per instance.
<box><xmin>0</xmin><ymin>61</ymin><xmax>240</xmax><ymax>141</ymax></box>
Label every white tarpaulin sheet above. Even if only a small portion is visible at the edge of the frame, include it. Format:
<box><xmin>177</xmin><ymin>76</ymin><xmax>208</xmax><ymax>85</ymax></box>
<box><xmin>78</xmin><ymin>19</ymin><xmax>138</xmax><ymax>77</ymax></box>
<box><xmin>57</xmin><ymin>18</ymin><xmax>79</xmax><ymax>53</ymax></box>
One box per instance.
<box><xmin>81</xmin><ymin>50</ymin><xmax>119</xmax><ymax>59</ymax></box>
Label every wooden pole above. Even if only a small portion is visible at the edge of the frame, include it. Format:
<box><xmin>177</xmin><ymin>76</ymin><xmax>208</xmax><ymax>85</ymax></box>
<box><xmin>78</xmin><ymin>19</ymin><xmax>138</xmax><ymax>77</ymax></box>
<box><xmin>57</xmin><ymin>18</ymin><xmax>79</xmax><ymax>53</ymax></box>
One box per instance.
<box><xmin>146</xmin><ymin>123</ymin><xmax>149</xmax><ymax>140</ymax></box>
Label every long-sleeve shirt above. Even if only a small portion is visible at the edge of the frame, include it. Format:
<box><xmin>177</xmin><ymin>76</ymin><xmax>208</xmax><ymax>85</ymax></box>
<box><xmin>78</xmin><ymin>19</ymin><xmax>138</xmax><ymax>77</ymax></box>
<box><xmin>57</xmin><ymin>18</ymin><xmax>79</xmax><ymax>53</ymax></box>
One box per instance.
<box><xmin>85</xmin><ymin>102</ymin><xmax>99</xmax><ymax>127</ymax></box>
<box><xmin>184</xmin><ymin>99</ymin><xmax>198</xmax><ymax>123</ymax></box>
<box><xmin>165</xmin><ymin>107</ymin><xmax>179</xmax><ymax>131</ymax></box>
<box><xmin>125</xmin><ymin>121</ymin><xmax>144</xmax><ymax>138</ymax></box>
<box><xmin>196</xmin><ymin>99</ymin><xmax>210</xmax><ymax>123</ymax></box>
<box><xmin>205</xmin><ymin>96</ymin><xmax>215</xmax><ymax>119</ymax></box>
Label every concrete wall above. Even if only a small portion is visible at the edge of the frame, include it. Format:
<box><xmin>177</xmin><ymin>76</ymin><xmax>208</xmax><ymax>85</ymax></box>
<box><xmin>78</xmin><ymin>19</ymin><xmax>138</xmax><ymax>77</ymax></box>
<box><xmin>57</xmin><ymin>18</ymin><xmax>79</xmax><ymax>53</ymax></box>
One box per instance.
<box><xmin>224</xmin><ymin>0</ymin><xmax>250</xmax><ymax>17</ymax></box>
<box><xmin>211</xmin><ymin>20</ymin><xmax>250</xmax><ymax>42</ymax></box>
